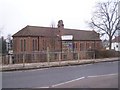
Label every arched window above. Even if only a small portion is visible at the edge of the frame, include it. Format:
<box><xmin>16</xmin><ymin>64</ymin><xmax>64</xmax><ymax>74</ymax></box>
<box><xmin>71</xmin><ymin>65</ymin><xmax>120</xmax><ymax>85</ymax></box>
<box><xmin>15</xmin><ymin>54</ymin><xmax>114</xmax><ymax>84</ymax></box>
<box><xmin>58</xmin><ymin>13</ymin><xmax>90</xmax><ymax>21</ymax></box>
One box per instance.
<box><xmin>20</xmin><ymin>39</ymin><xmax>23</xmax><ymax>51</ymax></box>
<box><xmin>32</xmin><ymin>39</ymin><xmax>37</xmax><ymax>51</ymax></box>
<box><xmin>32</xmin><ymin>39</ymin><xmax>34</xmax><ymax>51</ymax></box>
<box><xmin>24</xmin><ymin>39</ymin><xmax>26</xmax><ymax>51</ymax></box>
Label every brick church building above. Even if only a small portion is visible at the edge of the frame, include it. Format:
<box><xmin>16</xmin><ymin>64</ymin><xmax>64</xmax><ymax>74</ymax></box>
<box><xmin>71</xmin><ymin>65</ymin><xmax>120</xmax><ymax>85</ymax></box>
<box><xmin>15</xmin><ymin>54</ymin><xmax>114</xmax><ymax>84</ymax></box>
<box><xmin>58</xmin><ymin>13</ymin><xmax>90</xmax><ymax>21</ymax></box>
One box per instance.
<box><xmin>12</xmin><ymin>20</ymin><xmax>102</xmax><ymax>63</ymax></box>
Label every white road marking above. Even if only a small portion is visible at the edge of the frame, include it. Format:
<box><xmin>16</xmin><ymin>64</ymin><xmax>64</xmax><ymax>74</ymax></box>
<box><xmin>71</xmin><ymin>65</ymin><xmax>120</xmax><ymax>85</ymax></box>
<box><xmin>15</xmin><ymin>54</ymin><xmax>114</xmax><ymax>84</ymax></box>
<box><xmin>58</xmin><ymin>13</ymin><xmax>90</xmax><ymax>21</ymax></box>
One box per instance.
<box><xmin>35</xmin><ymin>73</ymin><xmax>118</xmax><ymax>88</ymax></box>
<box><xmin>87</xmin><ymin>73</ymin><xmax>118</xmax><ymax>78</ymax></box>
<box><xmin>52</xmin><ymin>77</ymin><xmax>85</xmax><ymax>87</ymax></box>
<box><xmin>51</xmin><ymin>73</ymin><xmax>118</xmax><ymax>88</ymax></box>
<box><xmin>36</xmin><ymin>86</ymin><xmax>49</xmax><ymax>88</ymax></box>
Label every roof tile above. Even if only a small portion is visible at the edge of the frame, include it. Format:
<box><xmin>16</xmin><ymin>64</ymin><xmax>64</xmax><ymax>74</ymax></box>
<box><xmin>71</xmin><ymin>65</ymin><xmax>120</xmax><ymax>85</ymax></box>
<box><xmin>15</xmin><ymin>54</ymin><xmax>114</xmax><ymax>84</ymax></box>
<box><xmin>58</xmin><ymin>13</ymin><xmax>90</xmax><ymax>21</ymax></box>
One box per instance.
<box><xmin>13</xmin><ymin>25</ymin><xmax>101</xmax><ymax>41</ymax></box>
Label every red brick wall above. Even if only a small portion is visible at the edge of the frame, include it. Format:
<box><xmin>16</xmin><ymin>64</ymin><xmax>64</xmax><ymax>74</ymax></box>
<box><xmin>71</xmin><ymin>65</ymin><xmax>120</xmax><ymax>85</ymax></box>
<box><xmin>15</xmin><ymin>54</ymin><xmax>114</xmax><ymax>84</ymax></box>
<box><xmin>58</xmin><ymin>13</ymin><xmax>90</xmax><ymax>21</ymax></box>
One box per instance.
<box><xmin>13</xmin><ymin>36</ymin><xmax>62</xmax><ymax>53</ymax></box>
<box><xmin>13</xmin><ymin>36</ymin><xmax>102</xmax><ymax>54</ymax></box>
<box><xmin>73</xmin><ymin>41</ymin><xmax>102</xmax><ymax>52</ymax></box>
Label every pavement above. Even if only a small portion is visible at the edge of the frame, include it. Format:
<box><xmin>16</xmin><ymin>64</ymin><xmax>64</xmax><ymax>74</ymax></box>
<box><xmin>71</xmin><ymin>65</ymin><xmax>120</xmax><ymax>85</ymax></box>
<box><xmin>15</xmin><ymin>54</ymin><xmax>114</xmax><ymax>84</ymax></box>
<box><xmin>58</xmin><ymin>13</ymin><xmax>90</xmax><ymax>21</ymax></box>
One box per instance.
<box><xmin>1</xmin><ymin>57</ymin><xmax>119</xmax><ymax>71</ymax></box>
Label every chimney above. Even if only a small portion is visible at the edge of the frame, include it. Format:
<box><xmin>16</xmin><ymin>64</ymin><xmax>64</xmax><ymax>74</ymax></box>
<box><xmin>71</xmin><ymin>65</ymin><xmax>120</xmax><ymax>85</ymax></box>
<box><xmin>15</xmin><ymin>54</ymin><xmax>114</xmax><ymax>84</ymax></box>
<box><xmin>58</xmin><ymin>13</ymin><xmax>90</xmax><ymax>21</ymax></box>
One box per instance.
<box><xmin>57</xmin><ymin>20</ymin><xmax>64</xmax><ymax>36</ymax></box>
<box><xmin>57</xmin><ymin>20</ymin><xmax>64</xmax><ymax>28</ymax></box>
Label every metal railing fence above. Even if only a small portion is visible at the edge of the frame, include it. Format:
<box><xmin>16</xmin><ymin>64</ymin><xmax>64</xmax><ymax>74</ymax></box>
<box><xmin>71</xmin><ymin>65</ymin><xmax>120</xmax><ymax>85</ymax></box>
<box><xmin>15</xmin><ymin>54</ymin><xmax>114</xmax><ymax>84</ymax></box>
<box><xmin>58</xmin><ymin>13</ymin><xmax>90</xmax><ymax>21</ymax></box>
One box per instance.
<box><xmin>2</xmin><ymin>51</ymin><xmax>95</xmax><ymax>65</ymax></box>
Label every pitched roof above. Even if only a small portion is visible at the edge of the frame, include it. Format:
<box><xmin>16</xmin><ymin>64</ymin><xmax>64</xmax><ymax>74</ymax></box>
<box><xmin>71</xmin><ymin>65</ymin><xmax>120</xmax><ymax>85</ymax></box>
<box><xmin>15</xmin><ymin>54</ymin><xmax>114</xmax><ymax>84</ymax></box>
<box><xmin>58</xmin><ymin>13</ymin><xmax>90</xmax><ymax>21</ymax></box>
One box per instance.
<box><xmin>112</xmin><ymin>36</ymin><xmax>120</xmax><ymax>42</ymax></box>
<box><xmin>13</xmin><ymin>25</ymin><xmax>58</xmax><ymax>37</ymax></box>
<box><xmin>63</xmin><ymin>29</ymin><xmax>100</xmax><ymax>41</ymax></box>
<box><xmin>13</xmin><ymin>25</ymin><xmax>101</xmax><ymax>41</ymax></box>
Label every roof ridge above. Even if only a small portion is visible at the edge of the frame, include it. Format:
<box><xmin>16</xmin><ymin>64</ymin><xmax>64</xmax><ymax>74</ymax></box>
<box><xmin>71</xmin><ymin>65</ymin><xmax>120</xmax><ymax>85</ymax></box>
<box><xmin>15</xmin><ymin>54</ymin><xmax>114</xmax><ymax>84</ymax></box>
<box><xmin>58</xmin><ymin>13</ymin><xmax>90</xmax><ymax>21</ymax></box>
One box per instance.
<box><xmin>64</xmin><ymin>28</ymin><xmax>92</xmax><ymax>32</ymax></box>
<box><xmin>27</xmin><ymin>25</ymin><xmax>93</xmax><ymax>32</ymax></box>
<box><xmin>27</xmin><ymin>25</ymin><xmax>57</xmax><ymax>29</ymax></box>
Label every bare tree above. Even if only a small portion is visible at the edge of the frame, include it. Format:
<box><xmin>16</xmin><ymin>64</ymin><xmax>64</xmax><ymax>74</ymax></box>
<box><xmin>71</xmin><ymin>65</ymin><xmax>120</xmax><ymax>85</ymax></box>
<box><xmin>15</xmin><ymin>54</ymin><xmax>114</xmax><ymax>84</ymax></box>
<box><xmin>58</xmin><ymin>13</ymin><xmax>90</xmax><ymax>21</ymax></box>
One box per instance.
<box><xmin>7</xmin><ymin>34</ymin><xmax>12</xmax><ymax>41</ymax></box>
<box><xmin>89</xmin><ymin>1</ymin><xmax>120</xmax><ymax>50</ymax></box>
<box><xmin>50</xmin><ymin>21</ymin><xmax>56</xmax><ymax>51</ymax></box>
<box><xmin>0</xmin><ymin>26</ymin><xmax>5</xmax><ymax>55</ymax></box>
<box><xmin>6</xmin><ymin>34</ymin><xmax>12</xmax><ymax>49</ymax></box>
<box><xmin>0</xmin><ymin>26</ymin><xmax>4</xmax><ymax>37</ymax></box>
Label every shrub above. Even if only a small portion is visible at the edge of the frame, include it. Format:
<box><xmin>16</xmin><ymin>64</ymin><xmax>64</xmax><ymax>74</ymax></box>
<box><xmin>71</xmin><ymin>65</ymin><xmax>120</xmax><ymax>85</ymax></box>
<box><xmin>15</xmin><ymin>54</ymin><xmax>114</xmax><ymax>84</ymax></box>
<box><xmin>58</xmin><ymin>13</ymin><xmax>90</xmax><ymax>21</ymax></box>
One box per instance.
<box><xmin>87</xmin><ymin>49</ymin><xmax>120</xmax><ymax>59</ymax></box>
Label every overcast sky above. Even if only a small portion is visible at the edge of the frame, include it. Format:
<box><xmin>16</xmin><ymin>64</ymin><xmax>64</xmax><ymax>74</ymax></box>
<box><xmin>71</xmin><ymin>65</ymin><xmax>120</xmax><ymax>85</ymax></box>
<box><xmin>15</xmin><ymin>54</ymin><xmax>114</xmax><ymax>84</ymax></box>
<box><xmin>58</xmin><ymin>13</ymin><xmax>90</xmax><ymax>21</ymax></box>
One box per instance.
<box><xmin>0</xmin><ymin>0</ymin><xmax>116</xmax><ymax>38</ymax></box>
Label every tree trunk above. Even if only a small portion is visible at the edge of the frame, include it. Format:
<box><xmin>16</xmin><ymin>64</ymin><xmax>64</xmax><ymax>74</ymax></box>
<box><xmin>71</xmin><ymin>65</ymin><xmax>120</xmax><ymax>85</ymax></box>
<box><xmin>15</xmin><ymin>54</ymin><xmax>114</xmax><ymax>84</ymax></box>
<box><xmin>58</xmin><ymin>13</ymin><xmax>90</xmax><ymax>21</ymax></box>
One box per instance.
<box><xmin>109</xmin><ymin>36</ymin><xmax>112</xmax><ymax>50</ymax></box>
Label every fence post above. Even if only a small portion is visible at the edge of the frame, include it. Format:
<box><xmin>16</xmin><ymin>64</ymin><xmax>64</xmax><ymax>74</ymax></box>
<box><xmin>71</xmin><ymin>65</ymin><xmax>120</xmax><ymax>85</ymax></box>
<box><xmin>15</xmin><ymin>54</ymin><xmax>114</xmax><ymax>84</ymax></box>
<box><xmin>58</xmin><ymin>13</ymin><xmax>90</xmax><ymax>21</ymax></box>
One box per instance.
<box><xmin>59</xmin><ymin>52</ymin><xmax>61</xmax><ymax>66</ymax></box>
<box><xmin>23</xmin><ymin>54</ymin><xmax>25</xmax><ymax>67</ymax></box>
<box><xmin>9</xmin><ymin>54</ymin><xmax>12</xmax><ymax>64</ymax></box>
<box><xmin>92</xmin><ymin>51</ymin><xmax>95</xmax><ymax>59</ymax></box>
<box><xmin>78</xmin><ymin>52</ymin><xmax>80</xmax><ymax>63</ymax></box>
<box><xmin>47</xmin><ymin>47</ymin><xmax>50</xmax><ymax>66</ymax></box>
<box><xmin>0</xmin><ymin>54</ymin><xmax>2</xmax><ymax>65</ymax></box>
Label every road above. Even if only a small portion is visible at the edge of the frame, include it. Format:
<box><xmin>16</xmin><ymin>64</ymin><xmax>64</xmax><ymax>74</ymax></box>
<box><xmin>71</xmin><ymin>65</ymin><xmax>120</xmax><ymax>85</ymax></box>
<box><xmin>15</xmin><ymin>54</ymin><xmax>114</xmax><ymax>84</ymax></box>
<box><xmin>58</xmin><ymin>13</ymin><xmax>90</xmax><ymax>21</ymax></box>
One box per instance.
<box><xmin>2</xmin><ymin>61</ymin><xmax>119</xmax><ymax>88</ymax></box>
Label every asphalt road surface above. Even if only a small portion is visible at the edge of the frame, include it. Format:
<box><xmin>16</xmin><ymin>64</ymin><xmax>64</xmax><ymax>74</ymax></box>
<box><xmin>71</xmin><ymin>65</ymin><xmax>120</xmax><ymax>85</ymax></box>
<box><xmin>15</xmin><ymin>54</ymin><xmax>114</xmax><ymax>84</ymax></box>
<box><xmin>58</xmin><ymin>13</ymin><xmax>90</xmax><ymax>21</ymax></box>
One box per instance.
<box><xmin>2</xmin><ymin>61</ymin><xmax>119</xmax><ymax>88</ymax></box>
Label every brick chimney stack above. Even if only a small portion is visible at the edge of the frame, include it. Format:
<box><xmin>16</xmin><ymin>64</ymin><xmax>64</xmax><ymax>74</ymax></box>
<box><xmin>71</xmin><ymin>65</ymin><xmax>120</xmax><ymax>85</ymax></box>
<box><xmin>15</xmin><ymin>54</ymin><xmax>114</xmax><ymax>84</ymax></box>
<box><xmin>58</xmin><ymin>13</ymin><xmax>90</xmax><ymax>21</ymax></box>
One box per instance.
<box><xmin>57</xmin><ymin>20</ymin><xmax>64</xmax><ymax>36</ymax></box>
